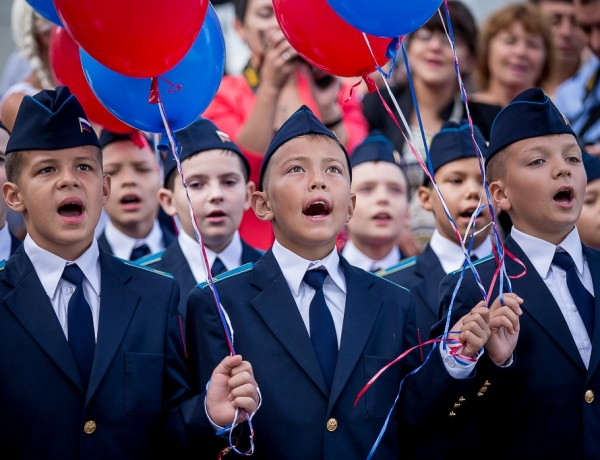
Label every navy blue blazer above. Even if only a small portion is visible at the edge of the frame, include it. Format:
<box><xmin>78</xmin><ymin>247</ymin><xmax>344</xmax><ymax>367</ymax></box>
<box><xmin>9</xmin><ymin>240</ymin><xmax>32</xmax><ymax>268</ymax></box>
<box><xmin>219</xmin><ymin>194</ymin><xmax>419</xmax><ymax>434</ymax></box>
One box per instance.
<box><xmin>0</xmin><ymin>245</ymin><xmax>214</xmax><ymax>459</ymax></box>
<box><xmin>139</xmin><ymin>238</ymin><xmax>263</xmax><ymax>323</ymax></box>
<box><xmin>432</xmin><ymin>235</ymin><xmax>600</xmax><ymax>459</ymax></box>
<box><xmin>185</xmin><ymin>249</ymin><xmax>488</xmax><ymax>459</ymax></box>
<box><xmin>381</xmin><ymin>244</ymin><xmax>447</xmax><ymax>339</ymax></box>
<box><xmin>9</xmin><ymin>231</ymin><xmax>21</xmax><ymax>255</ymax></box>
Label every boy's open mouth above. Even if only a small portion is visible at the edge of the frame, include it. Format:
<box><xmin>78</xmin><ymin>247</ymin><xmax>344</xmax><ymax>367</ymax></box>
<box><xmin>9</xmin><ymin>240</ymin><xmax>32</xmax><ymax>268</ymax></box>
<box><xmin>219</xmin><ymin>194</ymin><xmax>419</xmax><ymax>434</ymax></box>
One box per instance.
<box><xmin>303</xmin><ymin>200</ymin><xmax>331</xmax><ymax>217</ymax></box>
<box><xmin>58</xmin><ymin>200</ymin><xmax>83</xmax><ymax>217</ymax></box>
<box><xmin>553</xmin><ymin>187</ymin><xmax>573</xmax><ymax>204</ymax></box>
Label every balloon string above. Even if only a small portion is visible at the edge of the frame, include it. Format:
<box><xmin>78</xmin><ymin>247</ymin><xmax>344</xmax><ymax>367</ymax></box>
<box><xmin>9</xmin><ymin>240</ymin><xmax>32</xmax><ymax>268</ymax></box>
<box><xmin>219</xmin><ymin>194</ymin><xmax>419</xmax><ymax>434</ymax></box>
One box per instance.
<box><xmin>150</xmin><ymin>77</ymin><xmax>255</xmax><ymax>455</ymax></box>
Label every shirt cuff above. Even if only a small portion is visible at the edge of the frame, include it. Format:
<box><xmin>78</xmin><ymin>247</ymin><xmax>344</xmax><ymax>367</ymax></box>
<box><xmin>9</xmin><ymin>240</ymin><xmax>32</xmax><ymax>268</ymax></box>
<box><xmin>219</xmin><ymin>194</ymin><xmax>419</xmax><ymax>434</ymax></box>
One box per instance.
<box><xmin>439</xmin><ymin>343</ymin><xmax>483</xmax><ymax>379</ymax></box>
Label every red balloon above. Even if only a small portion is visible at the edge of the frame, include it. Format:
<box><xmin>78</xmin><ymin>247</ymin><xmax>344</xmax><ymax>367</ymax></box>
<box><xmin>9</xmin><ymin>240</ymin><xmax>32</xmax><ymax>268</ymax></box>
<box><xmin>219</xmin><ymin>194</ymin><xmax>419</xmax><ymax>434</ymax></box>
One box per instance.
<box><xmin>54</xmin><ymin>0</ymin><xmax>208</xmax><ymax>78</ymax></box>
<box><xmin>274</xmin><ymin>0</ymin><xmax>392</xmax><ymax>77</ymax></box>
<box><xmin>49</xmin><ymin>26</ymin><xmax>134</xmax><ymax>134</ymax></box>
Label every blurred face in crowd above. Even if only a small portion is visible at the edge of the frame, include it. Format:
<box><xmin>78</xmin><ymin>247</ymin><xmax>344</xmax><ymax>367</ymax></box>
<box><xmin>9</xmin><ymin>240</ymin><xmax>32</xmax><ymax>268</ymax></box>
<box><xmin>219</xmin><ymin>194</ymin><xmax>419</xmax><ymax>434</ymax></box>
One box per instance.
<box><xmin>538</xmin><ymin>1</ymin><xmax>585</xmax><ymax>70</ymax></box>
<box><xmin>487</xmin><ymin>21</ymin><xmax>547</xmax><ymax>93</ymax></box>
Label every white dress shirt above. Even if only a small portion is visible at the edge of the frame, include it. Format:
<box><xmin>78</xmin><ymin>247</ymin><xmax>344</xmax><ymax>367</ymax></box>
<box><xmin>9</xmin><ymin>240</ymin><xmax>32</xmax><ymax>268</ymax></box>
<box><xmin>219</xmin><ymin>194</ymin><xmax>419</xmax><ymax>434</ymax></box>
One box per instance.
<box><xmin>511</xmin><ymin>226</ymin><xmax>593</xmax><ymax>368</ymax></box>
<box><xmin>341</xmin><ymin>240</ymin><xmax>401</xmax><ymax>272</ymax></box>
<box><xmin>0</xmin><ymin>224</ymin><xmax>13</xmax><ymax>261</ymax></box>
<box><xmin>178</xmin><ymin>230</ymin><xmax>244</xmax><ymax>283</ymax></box>
<box><xmin>24</xmin><ymin>235</ymin><xmax>101</xmax><ymax>340</ymax></box>
<box><xmin>272</xmin><ymin>240</ymin><xmax>346</xmax><ymax>346</ymax></box>
<box><xmin>103</xmin><ymin>219</ymin><xmax>164</xmax><ymax>260</ymax></box>
<box><xmin>430</xmin><ymin>229</ymin><xmax>493</xmax><ymax>274</ymax></box>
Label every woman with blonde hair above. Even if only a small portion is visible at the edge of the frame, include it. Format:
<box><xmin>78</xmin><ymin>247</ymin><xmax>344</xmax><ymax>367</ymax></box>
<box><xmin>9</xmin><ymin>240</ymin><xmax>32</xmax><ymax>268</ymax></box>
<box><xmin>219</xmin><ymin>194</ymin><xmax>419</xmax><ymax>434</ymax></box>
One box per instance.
<box><xmin>0</xmin><ymin>0</ymin><xmax>55</xmax><ymax>131</ymax></box>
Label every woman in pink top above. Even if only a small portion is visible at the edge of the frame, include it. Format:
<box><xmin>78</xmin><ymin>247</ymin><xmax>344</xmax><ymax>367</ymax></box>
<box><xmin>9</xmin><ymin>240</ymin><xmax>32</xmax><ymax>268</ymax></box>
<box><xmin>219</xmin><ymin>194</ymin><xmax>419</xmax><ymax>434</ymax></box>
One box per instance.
<box><xmin>203</xmin><ymin>0</ymin><xmax>368</xmax><ymax>251</ymax></box>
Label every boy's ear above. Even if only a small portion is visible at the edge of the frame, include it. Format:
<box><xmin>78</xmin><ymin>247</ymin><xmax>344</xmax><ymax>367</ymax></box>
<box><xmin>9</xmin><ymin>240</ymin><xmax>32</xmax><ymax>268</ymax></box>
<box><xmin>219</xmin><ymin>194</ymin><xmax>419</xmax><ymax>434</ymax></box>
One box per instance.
<box><xmin>3</xmin><ymin>182</ymin><xmax>25</xmax><ymax>213</ymax></box>
<box><xmin>346</xmin><ymin>193</ymin><xmax>356</xmax><ymax>223</ymax></box>
<box><xmin>244</xmin><ymin>181</ymin><xmax>256</xmax><ymax>211</ymax></box>
<box><xmin>418</xmin><ymin>185</ymin><xmax>434</xmax><ymax>212</ymax></box>
<box><xmin>157</xmin><ymin>188</ymin><xmax>177</xmax><ymax>217</ymax></box>
<box><xmin>102</xmin><ymin>174</ymin><xmax>111</xmax><ymax>207</ymax></box>
<box><xmin>251</xmin><ymin>190</ymin><xmax>274</xmax><ymax>222</ymax></box>
<box><xmin>488</xmin><ymin>180</ymin><xmax>511</xmax><ymax>212</ymax></box>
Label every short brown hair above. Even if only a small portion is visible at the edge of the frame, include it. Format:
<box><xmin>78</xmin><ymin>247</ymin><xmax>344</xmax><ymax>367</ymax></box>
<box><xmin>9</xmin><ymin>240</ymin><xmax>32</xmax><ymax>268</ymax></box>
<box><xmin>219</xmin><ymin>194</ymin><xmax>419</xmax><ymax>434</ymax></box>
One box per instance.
<box><xmin>485</xmin><ymin>148</ymin><xmax>508</xmax><ymax>182</ymax></box>
<box><xmin>476</xmin><ymin>3</ymin><xmax>555</xmax><ymax>91</ymax></box>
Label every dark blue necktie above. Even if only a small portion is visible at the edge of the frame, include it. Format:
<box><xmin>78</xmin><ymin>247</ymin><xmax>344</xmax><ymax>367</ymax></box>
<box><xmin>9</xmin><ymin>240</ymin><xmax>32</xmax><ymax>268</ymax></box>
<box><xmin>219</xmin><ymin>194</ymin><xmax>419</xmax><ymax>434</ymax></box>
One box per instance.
<box><xmin>304</xmin><ymin>269</ymin><xmax>338</xmax><ymax>390</ymax></box>
<box><xmin>211</xmin><ymin>257</ymin><xmax>227</xmax><ymax>277</ymax></box>
<box><xmin>553</xmin><ymin>251</ymin><xmax>595</xmax><ymax>339</ymax></box>
<box><xmin>63</xmin><ymin>264</ymin><xmax>95</xmax><ymax>387</ymax></box>
<box><xmin>130</xmin><ymin>243</ymin><xmax>150</xmax><ymax>261</ymax></box>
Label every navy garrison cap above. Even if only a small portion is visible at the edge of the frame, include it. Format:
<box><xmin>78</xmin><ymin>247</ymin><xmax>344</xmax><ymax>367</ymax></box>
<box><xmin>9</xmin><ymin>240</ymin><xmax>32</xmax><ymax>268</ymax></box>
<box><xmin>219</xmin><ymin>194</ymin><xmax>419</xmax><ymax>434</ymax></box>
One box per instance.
<box><xmin>583</xmin><ymin>151</ymin><xmax>600</xmax><ymax>184</ymax></box>
<box><xmin>350</xmin><ymin>131</ymin><xmax>402</xmax><ymax>169</ymax></box>
<box><xmin>258</xmin><ymin>105</ymin><xmax>349</xmax><ymax>191</ymax></box>
<box><xmin>486</xmin><ymin>87</ymin><xmax>575</xmax><ymax>165</ymax></box>
<box><xmin>425</xmin><ymin>120</ymin><xmax>488</xmax><ymax>185</ymax></box>
<box><xmin>6</xmin><ymin>85</ymin><xmax>100</xmax><ymax>154</ymax></box>
<box><xmin>163</xmin><ymin>118</ymin><xmax>250</xmax><ymax>186</ymax></box>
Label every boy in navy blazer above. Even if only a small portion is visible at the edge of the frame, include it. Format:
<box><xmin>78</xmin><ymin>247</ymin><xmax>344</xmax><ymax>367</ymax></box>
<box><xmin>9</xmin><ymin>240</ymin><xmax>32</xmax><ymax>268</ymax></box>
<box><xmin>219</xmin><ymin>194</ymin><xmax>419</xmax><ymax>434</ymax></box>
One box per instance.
<box><xmin>0</xmin><ymin>86</ymin><xmax>259</xmax><ymax>459</ymax></box>
<box><xmin>381</xmin><ymin>120</ymin><xmax>494</xmax><ymax>337</ymax></box>
<box><xmin>185</xmin><ymin>105</ymin><xmax>522</xmax><ymax>459</ymax></box>
<box><xmin>139</xmin><ymin>118</ymin><xmax>262</xmax><ymax>328</ymax></box>
<box><xmin>433</xmin><ymin>87</ymin><xmax>600</xmax><ymax>458</ymax></box>
<box><xmin>96</xmin><ymin>129</ymin><xmax>176</xmax><ymax>260</ymax></box>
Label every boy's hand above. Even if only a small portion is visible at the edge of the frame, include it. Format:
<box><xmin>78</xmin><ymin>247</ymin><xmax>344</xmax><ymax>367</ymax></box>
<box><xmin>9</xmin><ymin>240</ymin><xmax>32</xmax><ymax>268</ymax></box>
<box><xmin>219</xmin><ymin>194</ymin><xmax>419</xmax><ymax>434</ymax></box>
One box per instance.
<box><xmin>486</xmin><ymin>292</ymin><xmax>523</xmax><ymax>366</ymax></box>
<box><xmin>206</xmin><ymin>355</ymin><xmax>260</xmax><ymax>426</ymax></box>
<box><xmin>450</xmin><ymin>302</ymin><xmax>490</xmax><ymax>358</ymax></box>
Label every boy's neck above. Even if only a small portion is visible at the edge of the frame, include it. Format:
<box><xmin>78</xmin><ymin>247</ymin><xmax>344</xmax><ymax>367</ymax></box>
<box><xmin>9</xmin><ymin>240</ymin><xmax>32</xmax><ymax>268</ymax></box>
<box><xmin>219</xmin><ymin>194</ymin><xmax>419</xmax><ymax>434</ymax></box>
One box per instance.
<box><xmin>351</xmin><ymin>238</ymin><xmax>396</xmax><ymax>261</ymax></box>
<box><xmin>112</xmin><ymin>218</ymin><xmax>155</xmax><ymax>240</ymax></box>
<box><xmin>183</xmin><ymin>227</ymin><xmax>234</xmax><ymax>254</ymax></box>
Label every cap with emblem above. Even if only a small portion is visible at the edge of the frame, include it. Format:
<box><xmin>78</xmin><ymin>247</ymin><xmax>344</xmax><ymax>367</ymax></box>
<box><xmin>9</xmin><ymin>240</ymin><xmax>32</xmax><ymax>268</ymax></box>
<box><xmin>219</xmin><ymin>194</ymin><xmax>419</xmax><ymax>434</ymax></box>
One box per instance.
<box><xmin>350</xmin><ymin>131</ymin><xmax>403</xmax><ymax>169</ymax></box>
<box><xmin>583</xmin><ymin>151</ymin><xmax>600</xmax><ymax>184</ymax></box>
<box><xmin>486</xmin><ymin>87</ymin><xmax>576</xmax><ymax>165</ymax></box>
<box><xmin>6</xmin><ymin>85</ymin><xmax>100</xmax><ymax>154</ymax></box>
<box><xmin>258</xmin><ymin>105</ymin><xmax>350</xmax><ymax>191</ymax></box>
<box><xmin>162</xmin><ymin>118</ymin><xmax>250</xmax><ymax>187</ymax></box>
<box><xmin>425</xmin><ymin>120</ymin><xmax>488</xmax><ymax>185</ymax></box>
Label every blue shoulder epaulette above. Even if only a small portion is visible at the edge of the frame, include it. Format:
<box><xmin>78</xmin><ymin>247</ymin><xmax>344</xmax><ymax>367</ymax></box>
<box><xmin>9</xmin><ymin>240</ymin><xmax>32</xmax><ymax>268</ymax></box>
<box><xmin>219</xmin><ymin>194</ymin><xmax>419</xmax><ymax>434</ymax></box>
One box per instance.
<box><xmin>121</xmin><ymin>257</ymin><xmax>174</xmax><ymax>279</ymax></box>
<box><xmin>134</xmin><ymin>250</ymin><xmax>165</xmax><ymax>266</ymax></box>
<box><xmin>448</xmin><ymin>253</ymin><xmax>495</xmax><ymax>276</ymax></box>
<box><xmin>377</xmin><ymin>256</ymin><xmax>417</xmax><ymax>277</ymax></box>
<box><xmin>196</xmin><ymin>262</ymin><xmax>254</xmax><ymax>289</ymax></box>
<box><xmin>0</xmin><ymin>259</ymin><xmax>5</xmax><ymax>271</ymax></box>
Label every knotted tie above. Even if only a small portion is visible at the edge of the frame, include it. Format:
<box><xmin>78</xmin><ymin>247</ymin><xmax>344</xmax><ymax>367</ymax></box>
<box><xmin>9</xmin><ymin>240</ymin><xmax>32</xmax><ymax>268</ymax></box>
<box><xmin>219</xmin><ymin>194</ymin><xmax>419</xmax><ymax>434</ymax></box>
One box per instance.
<box><xmin>129</xmin><ymin>243</ymin><xmax>150</xmax><ymax>261</ymax></box>
<box><xmin>303</xmin><ymin>269</ymin><xmax>338</xmax><ymax>390</ymax></box>
<box><xmin>62</xmin><ymin>264</ymin><xmax>95</xmax><ymax>387</ymax></box>
<box><xmin>211</xmin><ymin>257</ymin><xmax>227</xmax><ymax>277</ymax></box>
<box><xmin>553</xmin><ymin>250</ymin><xmax>595</xmax><ymax>338</ymax></box>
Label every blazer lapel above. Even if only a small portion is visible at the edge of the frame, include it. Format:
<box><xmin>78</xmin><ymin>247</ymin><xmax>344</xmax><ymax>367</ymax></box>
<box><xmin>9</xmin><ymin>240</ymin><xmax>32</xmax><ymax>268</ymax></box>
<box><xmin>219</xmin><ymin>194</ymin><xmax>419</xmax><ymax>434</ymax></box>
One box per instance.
<box><xmin>3</xmin><ymin>247</ymin><xmax>83</xmax><ymax>389</ymax></box>
<box><xmin>412</xmin><ymin>246</ymin><xmax>446</xmax><ymax>323</ymax></box>
<box><xmin>329</xmin><ymin>259</ymin><xmax>382</xmax><ymax>409</ymax></box>
<box><xmin>506</xmin><ymin>237</ymin><xmax>585</xmax><ymax>370</ymax></box>
<box><xmin>87</xmin><ymin>252</ymin><xmax>139</xmax><ymax>398</ymax></box>
<box><xmin>249</xmin><ymin>251</ymin><xmax>330</xmax><ymax>395</ymax></box>
<box><xmin>584</xmin><ymin>246</ymin><xmax>600</xmax><ymax>378</ymax></box>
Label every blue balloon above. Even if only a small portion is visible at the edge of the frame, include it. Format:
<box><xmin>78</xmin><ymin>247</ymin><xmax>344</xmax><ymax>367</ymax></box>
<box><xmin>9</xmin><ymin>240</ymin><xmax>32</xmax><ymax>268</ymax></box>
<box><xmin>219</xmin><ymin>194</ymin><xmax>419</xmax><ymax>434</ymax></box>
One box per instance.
<box><xmin>325</xmin><ymin>0</ymin><xmax>443</xmax><ymax>38</ymax></box>
<box><xmin>80</xmin><ymin>4</ymin><xmax>224</xmax><ymax>133</ymax></box>
<box><xmin>27</xmin><ymin>0</ymin><xmax>62</xmax><ymax>26</ymax></box>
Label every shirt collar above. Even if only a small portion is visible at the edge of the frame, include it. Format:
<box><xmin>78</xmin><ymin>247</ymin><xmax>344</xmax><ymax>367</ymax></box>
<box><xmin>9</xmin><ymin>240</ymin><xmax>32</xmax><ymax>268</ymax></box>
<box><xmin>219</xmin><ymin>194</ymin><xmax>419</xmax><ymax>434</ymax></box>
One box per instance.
<box><xmin>0</xmin><ymin>224</ymin><xmax>12</xmax><ymax>261</ymax></box>
<box><xmin>341</xmin><ymin>240</ymin><xmax>400</xmax><ymax>271</ymax></box>
<box><xmin>178</xmin><ymin>230</ymin><xmax>243</xmax><ymax>283</ymax></box>
<box><xmin>104</xmin><ymin>220</ymin><xmax>163</xmax><ymax>259</ymax></box>
<box><xmin>24</xmin><ymin>235</ymin><xmax>101</xmax><ymax>298</ymax></box>
<box><xmin>430</xmin><ymin>229</ymin><xmax>493</xmax><ymax>274</ymax></box>
<box><xmin>272</xmin><ymin>240</ymin><xmax>346</xmax><ymax>297</ymax></box>
<box><xmin>511</xmin><ymin>226</ymin><xmax>584</xmax><ymax>278</ymax></box>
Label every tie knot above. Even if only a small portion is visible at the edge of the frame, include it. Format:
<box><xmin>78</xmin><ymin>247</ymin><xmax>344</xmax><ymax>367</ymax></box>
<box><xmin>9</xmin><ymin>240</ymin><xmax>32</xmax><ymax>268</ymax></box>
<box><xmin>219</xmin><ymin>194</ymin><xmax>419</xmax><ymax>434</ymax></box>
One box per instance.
<box><xmin>130</xmin><ymin>243</ymin><xmax>150</xmax><ymax>261</ymax></box>
<box><xmin>303</xmin><ymin>269</ymin><xmax>328</xmax><ymax>290</ymax></box>
<box><xmin>62</xmin><ymin>264</ymin><xmax>85</xmax><ymax>286</ymax></box>
<box><xmin>553</xmin><ymin>251</ymin><xmax>576</xmax><ymax>271</ymax></box>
